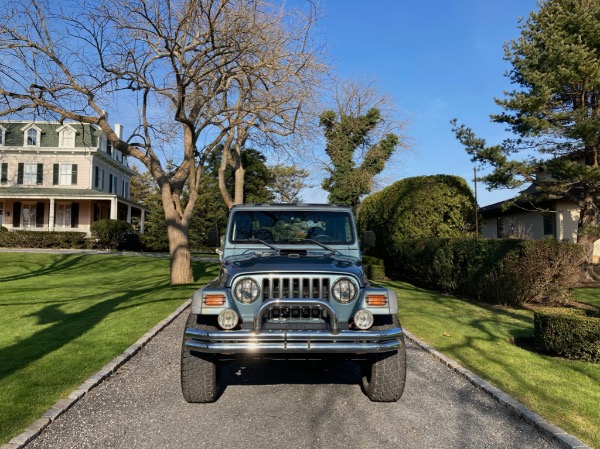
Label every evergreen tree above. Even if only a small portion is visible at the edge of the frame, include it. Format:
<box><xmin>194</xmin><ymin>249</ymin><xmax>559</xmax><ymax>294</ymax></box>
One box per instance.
<box><xmin>320</xmin><ymin>107</ymin><xmax>399</xmax><ymax>212</ymax></box>
<box><xmin>130</xmin><ymin>167</ymin><xmax>169</xmax><ymax>251</ymax></box>
<box><xmin>452</xmin><ymin>0</ymin><xmax>600</xmax><ymax>261</ymax></box>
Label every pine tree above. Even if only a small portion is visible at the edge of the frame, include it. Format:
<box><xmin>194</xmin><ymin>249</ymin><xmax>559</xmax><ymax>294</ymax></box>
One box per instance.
<box><xmin>452</xmin><ymin>0</ymin><xmax>600</xmax><ymax>261</ymax></box>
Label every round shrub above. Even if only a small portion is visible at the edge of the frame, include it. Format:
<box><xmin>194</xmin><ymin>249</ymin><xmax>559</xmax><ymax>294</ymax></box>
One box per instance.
<box><xmin>91</xmin><ymin>219</ymin><xmax>134</xmax><ymax>250</ymax></box>
<box><xmin>358</xmin><ymin>175</ymin><xmax>476</xmax><ymax>263</ymax></box>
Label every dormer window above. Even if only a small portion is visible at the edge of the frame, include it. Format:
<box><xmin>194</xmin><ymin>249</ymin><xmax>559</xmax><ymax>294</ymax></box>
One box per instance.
<box><xmin>0</xmin><ymin>125</ymin><xmax>6</xmax><ymax>146</ymax></box>
<box><xmin>27</xmin><ymin>128</ymin><xmax>37</xmax><ymax>145</ymax></box>
<box><xmin>56</xmin><ymin>124</ymin><xmax>77</xmax><ymax>148</ymax></box>
<box><xmin>20</xmin><ymin>123</ymin><xmax>42</xmax><ymax>147</ymax></box>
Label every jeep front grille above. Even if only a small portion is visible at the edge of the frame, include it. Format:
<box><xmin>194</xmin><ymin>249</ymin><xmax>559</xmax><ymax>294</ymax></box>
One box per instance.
<box><xmin>261</xmin><ymin>276</ymin><xmax>330</xmax><ymax>301</ymax></box>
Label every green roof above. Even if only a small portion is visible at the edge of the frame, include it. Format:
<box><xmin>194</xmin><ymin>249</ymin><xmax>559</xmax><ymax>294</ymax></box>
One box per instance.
<box><xmin>1</xmin><ymin>121</ymin><xmax>98</xmax><ymax>148</ymax></box>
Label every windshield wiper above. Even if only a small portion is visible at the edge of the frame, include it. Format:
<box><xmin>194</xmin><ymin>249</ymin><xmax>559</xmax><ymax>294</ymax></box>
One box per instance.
<box><xmin>245</xmin><ymin>238</ymin><xmax>281</xmax><ymax>252</ymax></box>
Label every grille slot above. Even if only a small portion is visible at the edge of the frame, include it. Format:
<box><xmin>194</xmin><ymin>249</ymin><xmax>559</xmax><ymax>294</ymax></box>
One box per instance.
<box><xmin>262</xmin><ymin>276</ymin><xmax>330</xmax><ymax>300</ymax></box>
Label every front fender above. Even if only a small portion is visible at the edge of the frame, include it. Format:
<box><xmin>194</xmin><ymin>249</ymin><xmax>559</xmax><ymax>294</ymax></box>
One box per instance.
<box><xmin>191</xmin><ymin>284</ymin><xmax>234</xmax><ymax>315</ymax></box>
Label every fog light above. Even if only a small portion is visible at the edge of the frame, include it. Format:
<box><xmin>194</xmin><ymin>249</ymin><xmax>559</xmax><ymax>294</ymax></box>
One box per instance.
<box><xmin>218</xmin><ymin>309</ymin><xmax>239</xmax><ymax>330</ymax></box>
<box><xmin>354</xmin><ymin>309</ymin><xmax>374</xmax><ymax>330</ymax></box>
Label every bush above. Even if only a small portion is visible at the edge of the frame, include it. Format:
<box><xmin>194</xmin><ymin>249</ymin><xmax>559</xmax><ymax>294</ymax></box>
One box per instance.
<box><xmin>91</xmin><ymin>219</ymin><xmax>134</xmax><ymax>250</ymax></box>
<box><xmin>534</xmin><ymin>308</ymin><xmax>600</xmax><ymax>362</ymax></box>
<box><xmin>357</xmin><ymin>175</ymin><xmax>477</xmax><ymax>260</ymax></box>
<box><xmin>0</xmin><ymin>226</ymin><xmax>8</xmax><ymax>233</ymax></box>
<box><xmin>362</xmin><ymin>256</ymin><xmax>385</xmax><ymax>280</ymax></box>
<box><xmin>386</xmin><ymin>238</ymin><xmax>584</xmax><ymax>306</ymax></box>
<box><xmin>0</xmin><ymin>230</ymin><xmax>87</xmax><ymax>249</ymax></box>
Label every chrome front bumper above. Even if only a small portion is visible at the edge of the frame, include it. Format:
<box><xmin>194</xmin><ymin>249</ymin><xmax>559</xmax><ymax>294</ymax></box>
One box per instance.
<box><xmin>184</xmin><ymin>299</ymin><xmax>403</xmax><ymax>354</ymax></box>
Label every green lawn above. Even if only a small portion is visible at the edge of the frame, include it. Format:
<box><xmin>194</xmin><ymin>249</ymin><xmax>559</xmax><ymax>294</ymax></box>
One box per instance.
<box><xmin>0</xmin><ymin>252</ymin><xmax>218</xmax><ymax>445</ymax></box>
<box><xmin>385</xmin><ymin>280</ymin><xmax>600</xmax><ymax>448</ymax></box>
<box><xmin>575</xmin><ymin>287</ymin><xmax>600</xmax><ymax>309</ymax></box>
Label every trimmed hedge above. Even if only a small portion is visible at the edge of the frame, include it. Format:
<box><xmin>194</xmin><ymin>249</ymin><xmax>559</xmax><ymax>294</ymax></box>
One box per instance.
<box><xmin>0</xmin><ymin>230</ymin><xmax>87</xmax><ymax>249</ymax></box>
<box><xmin>534</xmin><ymin>308</ymin><xmax>600</xmax><ymax>362</ymax></box>
<box><xmin>384</xmin><ymin>238</ymin><xmax>584</xmax><ymax>306</ymax></box>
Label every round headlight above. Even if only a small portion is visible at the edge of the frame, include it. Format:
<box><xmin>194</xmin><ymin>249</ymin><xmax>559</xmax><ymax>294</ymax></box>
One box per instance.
<box><xmin>332</xmin><ymin>278</ymin><xmax>357</xmax><ymax>303</ymax></box>
<box><xmin>218</xmin><ymin>309</ymin><xmax>239</xmax><ymax>330</ymax></box>
<box><xmin>233</xmin><ymin>278</ymin><xmax>260</xmax><ymax>304</ymax></box>
<box><xmin>354</xmin><ymin>309</ymin><xmax>374</xmax><ymax>330</ymax></box>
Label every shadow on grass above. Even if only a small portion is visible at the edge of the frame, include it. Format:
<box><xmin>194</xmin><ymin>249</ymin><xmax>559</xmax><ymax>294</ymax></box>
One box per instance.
<box><xmin>0</xmin><ymin>286</ymin><xmax>163</xmax><ymax>383</ymax></box>
<box><xmin>0</xmin><ymin>255</ymin><xmax>218</xmax><ymax>383</ymax></box>
<box><xmin>0</xmin><ymin>255</ymin><xmax>97</xmax><ymax>283</ymax></box>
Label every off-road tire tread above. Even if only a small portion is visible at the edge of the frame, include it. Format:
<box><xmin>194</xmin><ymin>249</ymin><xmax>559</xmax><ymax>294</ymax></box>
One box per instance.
<box><xmin>361</xmin><ymin>315</ymin><xmax>407</xmax><ymax>402</ymax></box>
<box><xmin>181</xmin><ymin>313</ymin><xmax>220</xmax><ymax>403</ymax></box>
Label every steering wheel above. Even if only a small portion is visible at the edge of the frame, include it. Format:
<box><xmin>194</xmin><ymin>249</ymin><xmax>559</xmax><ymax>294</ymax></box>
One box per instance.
<box><xmin>312</xmin><ymin>234</ymin><xmax>335</xmax><ymax>242</ymax></box>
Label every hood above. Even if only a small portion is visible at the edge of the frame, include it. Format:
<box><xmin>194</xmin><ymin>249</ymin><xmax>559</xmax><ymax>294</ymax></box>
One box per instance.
<box><xmin>222</xmin><ymin>253</ymin><xmax>365</xmax><ymax>282</ymax></box>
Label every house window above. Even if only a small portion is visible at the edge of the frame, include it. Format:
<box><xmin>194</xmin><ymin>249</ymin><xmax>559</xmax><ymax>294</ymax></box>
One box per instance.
<box><xmin>109</xmin><ymin>174</ymin><xmax>117</xmax><ymax>194</ymax></box>
<box><xmin>122</xmin><ymin>180</ymin><xmax>129</xmax><ymax>199</ymax></box>
<box><xmin>21</xmin><ymin>163</ymin><xmax>43</xmax><ymax>185</ymax></box>
<box><xmin>22</xmin><ymin>203</ymin><xmax>37</xmax><ymax>228</ymax></box>
<box><xmin>0</xmin><ymin>125</ymin><xmax>6</xmax><ymax>146</ymax></box>
<box><xmin>56</xmin><ymin>203</ymin><xmax>72</xmax><ymax>228</ymax></box>
<box><xmin>94</xmin><ymin>166</ymin><xmax>105</xmax><ymax>190</ymax></box>
<box><xmin>543</xmin><ymin>213</ymin><xmax>555</xmax><ymax>236</ymax></box>
<box><xmin>56</xmin><ymin>163</ymin><xmax>78</xmax><ymax>185</ymax></box>
<box><xmin>26</xmin><ymin>128</ymin><xmax>38</xmax><ymax>146</ymax></box>
<box><xmin>106</xmin><ymin>139</ymin><xmax>112</xmax><ymax>156</ymax></box>
<box><xmin>59</xmin><ymin>127</ymin><xmax>76</xmax><ymax>148</ymax></box>
<box><xmin>1</xmin><ymin>163</ymin><xmax>7</xmax><ymax>184</ymax></box>
<box><xmin>20</xmin><ymin>123</ymin><xmax>42</xmax><ymax>147</ymax></box>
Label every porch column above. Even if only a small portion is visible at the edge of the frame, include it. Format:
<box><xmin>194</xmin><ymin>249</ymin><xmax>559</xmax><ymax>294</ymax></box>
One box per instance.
<box><xmin>140</xmin><ymin>209</ymin><xmax>145</xmax><ymax>234</ymax></box>
<box><xmin>110</xmin><ymin>197</ymin><xmax>118</xmax><ymax>220</ymax></box>
<box><xmin>48</xmin><ymin>199</ymin><xmax>55</xmax><ymax>231</ymax></box>
<box><xmin>126</xmin><ymin>205</ymin><xmax>132</xmax><ymax>223</ymax></box>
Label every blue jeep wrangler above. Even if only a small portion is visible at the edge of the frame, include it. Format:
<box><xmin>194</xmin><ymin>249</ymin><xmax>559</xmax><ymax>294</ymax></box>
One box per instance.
<box><xmin>181</xmin><ymin>203</ymin><xmax>406</xmax><ymax>402</ymax></box>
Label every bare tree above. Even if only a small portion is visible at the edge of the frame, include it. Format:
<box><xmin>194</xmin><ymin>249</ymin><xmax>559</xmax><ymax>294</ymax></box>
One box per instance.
<box><xmin>0</xmin><ymin>0</ymin><xmax>324</xmax><ymax>284</ymax></box>
<box><xmin>268</xmin><ymin>164</ymin><xmax>311</xmax><ymax>203</ymax></box>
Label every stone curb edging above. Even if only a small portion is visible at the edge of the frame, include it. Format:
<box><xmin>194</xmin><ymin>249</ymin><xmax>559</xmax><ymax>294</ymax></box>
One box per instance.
<box><xmin>402</xmin><ymin>329</ymin><xmax>591</xmax><ymax>449</ymax></box>
<box><xmin>1</xmin><ymin>299</ymin><xmax>192</xmax><ymax>449</ymax></box>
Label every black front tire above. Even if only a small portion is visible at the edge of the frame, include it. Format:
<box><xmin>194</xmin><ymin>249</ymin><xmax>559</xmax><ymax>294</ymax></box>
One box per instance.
<box><xmin>181</xmin><ymin>313</ymin><xmax>220</xmax><ymax>403</ymax></box>
<box><xmin>361</xmin><ymin>315</ymin><xmax>407</xmax><ymax>402</ymax></box>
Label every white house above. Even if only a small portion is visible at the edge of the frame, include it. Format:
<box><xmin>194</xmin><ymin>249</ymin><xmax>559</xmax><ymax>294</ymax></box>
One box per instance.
<box><xmin>479</xmin><ymin>187</ymin><xmax>600</xmax><ymax>262</ymax></box>
<box><xmin>0</xmin><ymin>120</ymin><xmax>147</xmax><ymax>235</ymax></box>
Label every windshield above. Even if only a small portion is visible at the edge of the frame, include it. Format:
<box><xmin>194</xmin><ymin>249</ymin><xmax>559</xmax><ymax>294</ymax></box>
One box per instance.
<box><xmin>229</xmin><ymin>210</ymin><xmax>355</xmax><ymax>245</ymax></box>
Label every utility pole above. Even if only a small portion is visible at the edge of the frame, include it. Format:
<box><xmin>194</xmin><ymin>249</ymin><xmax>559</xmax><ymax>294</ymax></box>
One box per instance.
<box><xmin>474</xmin><ymin>166</ymin><xmax>479</xmax><ymax>241</ymax></box>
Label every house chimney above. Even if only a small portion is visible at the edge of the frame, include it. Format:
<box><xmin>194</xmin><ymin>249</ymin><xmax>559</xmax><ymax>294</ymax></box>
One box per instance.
<box><xmin>115</xmin><ymin>124</ymin><xmax>123</xmax><ymax>140</ymax></box>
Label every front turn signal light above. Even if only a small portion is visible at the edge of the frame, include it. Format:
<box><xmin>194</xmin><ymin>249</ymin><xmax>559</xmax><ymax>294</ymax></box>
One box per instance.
<box><xmin>203</xmin><ymin>294</ymin><xmax>226</xmax><ymax>306</ymax></box>
<box><xmin>366</xmin><ymin>294</ymin><xmax>387</xmax><ymax>307</ymax></box>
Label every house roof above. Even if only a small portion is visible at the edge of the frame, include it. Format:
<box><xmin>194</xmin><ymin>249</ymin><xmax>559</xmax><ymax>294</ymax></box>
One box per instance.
<box><xmin>0</xmin><ymin>121</ymin><xmax>99</xmax><ymax>148</ymax></box>
<box><xmin>479</xmin><ymin>184</ymin><xmax>565</xmax><ymax>217</ymax></box>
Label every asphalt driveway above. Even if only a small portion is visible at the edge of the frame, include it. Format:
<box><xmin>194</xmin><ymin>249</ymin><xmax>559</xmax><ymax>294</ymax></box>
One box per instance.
<box><xmin>20</xmin><ymin>308</ymin><xmax>568</xmax><ymax>449</ymax></box>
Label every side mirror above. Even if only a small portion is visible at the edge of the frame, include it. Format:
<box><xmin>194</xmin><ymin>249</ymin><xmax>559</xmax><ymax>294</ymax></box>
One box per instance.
<box><xmin>363</xmin><ymin>231</ymin><xmax>376</xmax><ymax>249</ymax></box>
<box><xmin>207</xmin><ymin>230</ymin><xmax>221</xmax><ymax>248</ymax></box>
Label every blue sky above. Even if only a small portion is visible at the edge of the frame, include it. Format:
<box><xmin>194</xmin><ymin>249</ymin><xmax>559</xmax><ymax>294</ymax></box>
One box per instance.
<box><xmin>302</xmin><ymin>0</ymin><xmax>540</xmax><ymax>206</ymax></box>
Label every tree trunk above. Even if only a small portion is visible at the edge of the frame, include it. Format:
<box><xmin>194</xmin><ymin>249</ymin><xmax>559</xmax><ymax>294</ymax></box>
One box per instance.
<box><xmin>162</xmin><ymin>185</ymin><xmax>194</xmax><ymax>285</ymax></box>
<box><xmin>576</xmin><ymin>194</ymin><xmax>599</xmax><ymax>280</ymax></box>
<box><xmin>166</xmin><ymin>217</ymin><xmax>194</xmax><ymax>285</ymax></box>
